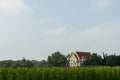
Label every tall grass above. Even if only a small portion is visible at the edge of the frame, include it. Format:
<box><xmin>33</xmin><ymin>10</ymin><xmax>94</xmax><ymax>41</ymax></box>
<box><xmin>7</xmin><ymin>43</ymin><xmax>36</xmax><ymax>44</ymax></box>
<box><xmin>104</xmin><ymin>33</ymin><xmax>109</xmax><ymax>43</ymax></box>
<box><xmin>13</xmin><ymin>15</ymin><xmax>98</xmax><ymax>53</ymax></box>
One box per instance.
<box><xmin>0</xmin><ymin>67</ymin><xmax>119</xmax><ymax>80</ymax></box>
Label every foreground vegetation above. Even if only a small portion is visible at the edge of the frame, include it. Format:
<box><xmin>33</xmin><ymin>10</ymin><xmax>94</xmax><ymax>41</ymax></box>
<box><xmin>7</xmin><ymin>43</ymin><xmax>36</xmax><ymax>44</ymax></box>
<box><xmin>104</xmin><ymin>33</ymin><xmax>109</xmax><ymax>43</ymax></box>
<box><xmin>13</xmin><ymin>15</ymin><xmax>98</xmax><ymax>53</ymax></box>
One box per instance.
<box><xmin>0</xmin><ymin>67</ymin><xmax>119</xmax><ymax>80</ymax></box>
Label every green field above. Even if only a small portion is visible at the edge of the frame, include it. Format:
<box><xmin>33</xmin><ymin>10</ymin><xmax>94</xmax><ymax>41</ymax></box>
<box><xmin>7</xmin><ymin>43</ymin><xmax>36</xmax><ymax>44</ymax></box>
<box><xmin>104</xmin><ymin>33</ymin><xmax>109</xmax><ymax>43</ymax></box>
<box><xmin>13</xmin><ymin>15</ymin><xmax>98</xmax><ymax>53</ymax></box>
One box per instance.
<box><xmin>0</xmin><ymin>67</ymin><xmax>119</xmax><ymax>80</ymax></box>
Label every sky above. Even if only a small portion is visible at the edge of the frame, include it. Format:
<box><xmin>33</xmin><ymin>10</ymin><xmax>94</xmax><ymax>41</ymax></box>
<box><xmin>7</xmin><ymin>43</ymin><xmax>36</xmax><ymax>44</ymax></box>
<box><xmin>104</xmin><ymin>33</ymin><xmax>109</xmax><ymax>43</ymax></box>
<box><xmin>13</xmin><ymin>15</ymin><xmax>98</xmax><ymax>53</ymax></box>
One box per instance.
<box><xmin>0</xmin><ymin>0</ymin><xmax>120</xmax><ymax>60</ymax></box>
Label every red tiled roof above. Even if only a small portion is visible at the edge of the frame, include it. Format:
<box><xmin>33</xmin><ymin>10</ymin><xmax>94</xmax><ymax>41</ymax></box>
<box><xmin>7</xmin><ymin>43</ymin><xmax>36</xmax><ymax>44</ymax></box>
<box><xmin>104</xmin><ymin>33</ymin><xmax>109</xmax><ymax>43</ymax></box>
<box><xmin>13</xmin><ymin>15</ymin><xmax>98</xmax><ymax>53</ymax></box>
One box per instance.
<box><xmin>76</xmin><ymin>52</ymin><xmax>91</xmax><ymax>58</ymax></box>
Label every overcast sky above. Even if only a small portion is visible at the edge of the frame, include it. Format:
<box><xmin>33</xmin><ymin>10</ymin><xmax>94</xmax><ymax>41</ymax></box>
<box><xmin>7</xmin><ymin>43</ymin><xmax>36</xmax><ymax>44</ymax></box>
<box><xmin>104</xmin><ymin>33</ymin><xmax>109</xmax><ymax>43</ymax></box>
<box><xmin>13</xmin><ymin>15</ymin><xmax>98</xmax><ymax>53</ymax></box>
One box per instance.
<box><xmin>0</xmin><ymin>0</ymin><xmax>120</xmax><ymax>60</ymax></box>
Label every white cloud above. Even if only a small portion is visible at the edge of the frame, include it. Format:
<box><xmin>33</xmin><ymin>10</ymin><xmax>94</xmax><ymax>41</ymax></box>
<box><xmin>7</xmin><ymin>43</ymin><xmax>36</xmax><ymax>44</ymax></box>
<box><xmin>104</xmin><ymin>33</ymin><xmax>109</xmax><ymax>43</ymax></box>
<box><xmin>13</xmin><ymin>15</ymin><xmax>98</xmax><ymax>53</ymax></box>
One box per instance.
<box><xmin>96</xmin><ymin>0</ymin><xmax>110</xmax><ymax>6</ymax></box>
<box><xmin>92</xmin><ymin>0</ymin><xmax>111</xmax><ymax>7</ymax></box>
<box><xmin>45</xmin><ymin>27</ymin><xmax>66</xmax><ymax>35</ymax></box>
<box><xmin>64</xmin><ymin>22</ymin><xmax>120</xmax><ymax>54</ymax></box>
<box><xmin>0</xmin><ymin>0</ymin><xmax>32</xmax><ymax>14</ymax></box>
<box><xmin>80</xmin><ymin>22</ymin><xmax>120</xmax><ymax>38</ymax></box>
<box><xmin>42</xmin><ymin>22</ymin><xmax>120</xmax><ymax>55</ymax></box>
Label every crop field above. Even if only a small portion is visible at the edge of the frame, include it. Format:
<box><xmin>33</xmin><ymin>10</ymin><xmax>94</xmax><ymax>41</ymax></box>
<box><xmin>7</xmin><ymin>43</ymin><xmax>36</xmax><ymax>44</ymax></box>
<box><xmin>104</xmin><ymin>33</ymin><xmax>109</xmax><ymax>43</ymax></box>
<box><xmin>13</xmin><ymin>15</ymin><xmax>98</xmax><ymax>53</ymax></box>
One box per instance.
<box><xmin>0</xmin><ymin>67</ymin><xmax>119</xmax><ymax>80</ymax></box>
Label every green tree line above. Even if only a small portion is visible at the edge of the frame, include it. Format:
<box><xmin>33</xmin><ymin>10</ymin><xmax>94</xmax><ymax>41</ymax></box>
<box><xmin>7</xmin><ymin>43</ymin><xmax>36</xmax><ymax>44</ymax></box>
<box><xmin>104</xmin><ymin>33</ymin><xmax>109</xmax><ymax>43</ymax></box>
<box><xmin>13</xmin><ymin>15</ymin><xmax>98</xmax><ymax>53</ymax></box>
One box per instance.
<box><xmin>0</xmin><ymin>51</ymin><xmax>120</xmax><ymax>68</ymax></box>
<box><xmin>0</xmin><ymin>51</ymin><xmax>67</xmax><ymax>68</ymax></box>
<box><xmin>83</xmin><ymin>53</ymin><xmax>120</xmax><ymax>66</ymax></box>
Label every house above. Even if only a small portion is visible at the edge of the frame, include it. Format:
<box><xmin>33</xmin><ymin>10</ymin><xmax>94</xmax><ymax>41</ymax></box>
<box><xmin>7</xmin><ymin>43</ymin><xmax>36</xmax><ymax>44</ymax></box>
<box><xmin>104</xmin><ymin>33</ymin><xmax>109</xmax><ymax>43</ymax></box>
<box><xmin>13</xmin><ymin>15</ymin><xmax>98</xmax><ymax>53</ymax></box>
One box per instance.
<box><xmin>69</xmin><ymin>51</ymin><xmax>91</xmax><ymax>67</ymax></box>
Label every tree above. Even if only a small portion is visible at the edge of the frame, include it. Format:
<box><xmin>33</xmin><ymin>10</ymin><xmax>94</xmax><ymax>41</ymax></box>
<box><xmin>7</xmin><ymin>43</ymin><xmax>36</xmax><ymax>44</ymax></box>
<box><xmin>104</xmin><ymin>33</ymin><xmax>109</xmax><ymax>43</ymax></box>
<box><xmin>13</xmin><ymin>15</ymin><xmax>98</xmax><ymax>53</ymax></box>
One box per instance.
<box><xmin>21</xmin><ymin>58</ymin><xmax>27</xmax><ymax>67</ymax></box>
<box><xmin>66</xmin><ymin>54</ymin><xmax>71</xmax><ymax>67</ymax></box>
<box><xmin>117</xmin><ymin>56</ymin><xmax>120</xmax><ymax>66</ymax></box>
<box><xmin>83</xmin><ymin>53</ymin><xmax>102</xmax><ymax>66</ymax></box>
<box><xmin>39</xmin><ymin>60</ymin><xmax>48</xmax><ymax>67</ymax></box>
<box><xmin>20</xmin><ymin>58</ymin><xmax>34</xmax><ymax>67</ymax></box>
<box><xmin>47</xmin><ymin>51</ymin><xmax>67</xmax><ymax>67</ymax></box>
<box><xmin>3</xmin><ymin>60</ymin><xmax>12</xmax><ymax>68</ymax></box>
<box><xmin>106</xmin><ymin>55</ymin><xmax>118</xmax><ymax>66</ymax></box>
<box><xmin>11</xmin><ymin>61</ymin><xmax>21</xmax><ymax>68</ymax></box>
<box><xmin>102</xmin><ymin>52</ymin><xmax>107</xmax><ymax>66</ymax></box>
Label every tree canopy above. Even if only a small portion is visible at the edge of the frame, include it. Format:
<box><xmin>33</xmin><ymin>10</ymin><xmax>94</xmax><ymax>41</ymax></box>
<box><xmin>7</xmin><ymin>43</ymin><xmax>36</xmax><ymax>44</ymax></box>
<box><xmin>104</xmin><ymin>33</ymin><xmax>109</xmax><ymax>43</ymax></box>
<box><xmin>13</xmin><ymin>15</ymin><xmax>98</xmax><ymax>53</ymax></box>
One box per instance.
<box><xmin>47</xmin><ymin>51</ymin><xmax>67</xmax><ymax>67</ymax></box>
<box><xmin>83</xmin><ymin>53</ymin><xmax>120</xmax><ymax>66</ymax></box>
